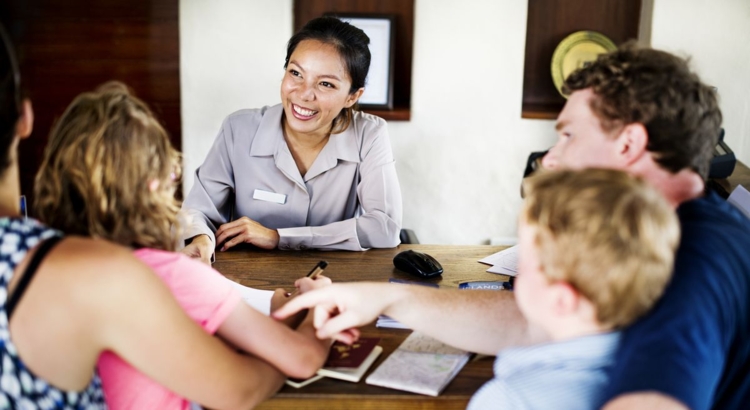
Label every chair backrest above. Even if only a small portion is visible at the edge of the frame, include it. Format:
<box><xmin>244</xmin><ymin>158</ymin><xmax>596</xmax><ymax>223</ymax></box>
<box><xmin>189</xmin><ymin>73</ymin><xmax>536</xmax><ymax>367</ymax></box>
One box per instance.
<box><xmin>399</xmin><ymin>229</ymin><xmax>419</xmax><ymax>245</ymax></box>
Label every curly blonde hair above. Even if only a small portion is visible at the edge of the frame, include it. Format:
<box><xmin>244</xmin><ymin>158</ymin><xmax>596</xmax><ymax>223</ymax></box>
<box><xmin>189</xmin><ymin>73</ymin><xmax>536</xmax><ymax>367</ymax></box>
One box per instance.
<box><xmin>522</xmin><ymin>169</ymin><xmax>680</xmax><ymax>329</ymax></box>
<box><xmin>34</xmin><ymin>81</ymin><xmax>182</xmax><ymax>250</ymax></box>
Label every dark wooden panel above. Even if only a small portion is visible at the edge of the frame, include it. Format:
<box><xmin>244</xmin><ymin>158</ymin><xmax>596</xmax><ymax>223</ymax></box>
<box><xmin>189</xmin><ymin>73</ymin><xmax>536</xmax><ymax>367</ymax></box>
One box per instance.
<box><xmin>294</xmin><ymin>0</ymin><xmax>414</xmax><ymax>121</ymax></box>
<box><xmin>0</xmin><ymin>0</ymin><xmax>181</xmax><ymax>213</ymax></box>
<box><xmin>522</xmin><ymin>0</ymin><xmax>642</xmax><ymax>118</ymax></box>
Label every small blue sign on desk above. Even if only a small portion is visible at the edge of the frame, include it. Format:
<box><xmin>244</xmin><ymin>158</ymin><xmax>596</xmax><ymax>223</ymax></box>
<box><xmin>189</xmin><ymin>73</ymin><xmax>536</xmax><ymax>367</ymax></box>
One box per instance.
<box><xmin>459</xmin><ymin>281</ymin><xmax>513</xmax><ymax>291</ymax></box>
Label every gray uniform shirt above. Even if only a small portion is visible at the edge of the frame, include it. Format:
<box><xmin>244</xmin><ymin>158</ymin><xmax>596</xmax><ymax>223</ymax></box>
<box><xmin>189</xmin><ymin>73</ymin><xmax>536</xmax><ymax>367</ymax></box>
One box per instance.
<box><xmin>181</xmin><ymin>104</ymin><xmax>403</xmax><ymax>254</ymax></box>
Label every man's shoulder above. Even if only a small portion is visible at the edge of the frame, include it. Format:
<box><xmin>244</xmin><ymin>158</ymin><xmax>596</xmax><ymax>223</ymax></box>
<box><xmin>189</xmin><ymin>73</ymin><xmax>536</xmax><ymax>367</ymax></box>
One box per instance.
<box><xmin>675</xmin><ymin>193</ymin><xmax>750</xmax><ymax>274</ymax></box>
<box><xmin>679</xmin><ymin>192</ymin><xmax>750</xmax><ymax>232</ymax></box>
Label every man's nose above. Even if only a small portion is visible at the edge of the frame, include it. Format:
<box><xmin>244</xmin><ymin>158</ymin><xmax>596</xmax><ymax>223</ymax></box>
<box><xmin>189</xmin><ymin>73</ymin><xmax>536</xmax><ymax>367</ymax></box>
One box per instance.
<box><xmin>541</xmin><ymin>148</ymin><xmax>559</xmax><ymax>170</ymax></box>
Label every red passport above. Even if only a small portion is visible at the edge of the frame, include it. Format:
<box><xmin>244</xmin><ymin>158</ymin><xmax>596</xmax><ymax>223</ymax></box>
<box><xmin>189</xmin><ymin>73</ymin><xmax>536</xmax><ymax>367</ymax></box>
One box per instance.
<box><xmin>324</xmin><ymin>337</ymin><xmax>381</xmax><ymax>368</ymax></box>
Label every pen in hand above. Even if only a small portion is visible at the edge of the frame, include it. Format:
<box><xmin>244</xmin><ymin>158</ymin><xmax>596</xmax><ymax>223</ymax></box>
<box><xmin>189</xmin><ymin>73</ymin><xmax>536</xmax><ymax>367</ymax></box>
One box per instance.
<box><xmin>287</xmin><ymin>260</ymin><xmax>328</xmax><ymax>297</ymax></box>
<box><xmin>306</xmin><ymin>260</ymin><xmax>328</xmax><ymax>279</ymax></box>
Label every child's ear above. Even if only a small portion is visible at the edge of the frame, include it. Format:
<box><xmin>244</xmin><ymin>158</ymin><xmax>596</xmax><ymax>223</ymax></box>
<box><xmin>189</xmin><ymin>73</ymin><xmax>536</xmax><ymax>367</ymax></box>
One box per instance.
<box><xmin>551</xmin><ymin>282</ymin><xmax>579</xmax><ymax>317</ymax></box>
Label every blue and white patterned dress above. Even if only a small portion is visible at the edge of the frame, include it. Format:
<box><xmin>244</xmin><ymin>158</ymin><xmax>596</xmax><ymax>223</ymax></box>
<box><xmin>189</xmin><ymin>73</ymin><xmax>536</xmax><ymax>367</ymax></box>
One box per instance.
<box><xmin>0</xmin><ymin>217</ymin><xmax>106</xmax><ymax>409</ymax></box>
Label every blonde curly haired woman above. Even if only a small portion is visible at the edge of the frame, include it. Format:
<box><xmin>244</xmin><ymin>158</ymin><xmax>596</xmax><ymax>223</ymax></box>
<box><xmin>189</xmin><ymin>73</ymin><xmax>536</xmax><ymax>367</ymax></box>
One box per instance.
<box><xmin>34</xmin><ymin>82</ymin><xmax>331</xmax><ymax>409</ymax></box>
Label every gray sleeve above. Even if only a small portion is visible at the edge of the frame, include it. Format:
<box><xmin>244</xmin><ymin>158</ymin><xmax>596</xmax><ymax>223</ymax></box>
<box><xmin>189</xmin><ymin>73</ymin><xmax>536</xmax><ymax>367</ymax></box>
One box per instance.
<box><xmin>180</xmin><ymin>118</ymin><xmax>236</xmax><ymax>253</ymax></box>
<box><xmin>353</xmin><ymin>118</ymin><xmax>403</xmax><ymax>248</ymax></box>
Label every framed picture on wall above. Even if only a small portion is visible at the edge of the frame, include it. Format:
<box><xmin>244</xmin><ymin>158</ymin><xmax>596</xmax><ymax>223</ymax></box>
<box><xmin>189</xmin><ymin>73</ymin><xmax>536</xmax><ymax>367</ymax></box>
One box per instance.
<box><xmin>335</xmin><ymin>14</ymin><xmax>396</xmax><ymax>110</ymax></box>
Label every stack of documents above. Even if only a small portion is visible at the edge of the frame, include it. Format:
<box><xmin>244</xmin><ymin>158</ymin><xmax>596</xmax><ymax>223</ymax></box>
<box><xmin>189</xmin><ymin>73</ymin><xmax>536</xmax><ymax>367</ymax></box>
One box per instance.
<box><xmin>478</xmin><ymin>245</ymin><xmax>519</xmax><ymax>276</ymax></box>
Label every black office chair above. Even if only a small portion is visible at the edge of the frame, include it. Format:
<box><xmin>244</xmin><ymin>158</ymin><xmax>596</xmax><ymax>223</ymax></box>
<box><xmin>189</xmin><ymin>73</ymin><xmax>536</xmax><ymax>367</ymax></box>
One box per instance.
<box><xmin>399</xmin><ymin>229</ymin><xmax>419</xmax><ymax>245</ymax></box>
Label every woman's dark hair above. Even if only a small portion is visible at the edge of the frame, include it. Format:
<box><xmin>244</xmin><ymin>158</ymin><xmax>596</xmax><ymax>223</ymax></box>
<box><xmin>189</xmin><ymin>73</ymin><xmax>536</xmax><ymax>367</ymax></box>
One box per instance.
<box><xmin>0</xmin><ymin>23</ymin><xmax>21</xmax><ymax>174</ymax></box>
<box><xmin>284</xmin><ymin>16</ymin><xmax>371</xmax><ymax>133</ymax></box>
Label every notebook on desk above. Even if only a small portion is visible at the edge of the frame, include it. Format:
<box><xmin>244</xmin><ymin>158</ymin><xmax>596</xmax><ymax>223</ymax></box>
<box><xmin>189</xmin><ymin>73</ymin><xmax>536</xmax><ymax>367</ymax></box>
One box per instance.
<box><xmin>365</xmin><ymin>332</ymin><xmax>471</xmax><ymax>396</ymax></box>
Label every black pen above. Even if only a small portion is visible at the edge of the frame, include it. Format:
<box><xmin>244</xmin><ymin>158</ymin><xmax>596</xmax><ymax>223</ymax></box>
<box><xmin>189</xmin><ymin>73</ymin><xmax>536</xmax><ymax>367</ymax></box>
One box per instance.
<box><xmin>288</xmin><ymin>260</ymin><xmax>328</xmax><ymax>297</ymax></box>
<box><xmin>306</xmin><ymin>260</ymin><xmax>328</xmax><ymax>279</ymax></box>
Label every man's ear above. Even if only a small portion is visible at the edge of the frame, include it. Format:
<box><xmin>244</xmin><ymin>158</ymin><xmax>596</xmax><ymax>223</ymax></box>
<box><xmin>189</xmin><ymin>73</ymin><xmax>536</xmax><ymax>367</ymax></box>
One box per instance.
<box><xmin>344</xmin><ymin>88</ymin><xmax>365</xmax><ymax>108</ymax></box>
<box><xmin>15</xmin><ymin>99</ymin><xmax>34</xmax><ymax>140</ymax></box>
<box><xmin>616</xmin><ymin>123</ymin><xmax>648</xmax><ymax>166</ymax></box>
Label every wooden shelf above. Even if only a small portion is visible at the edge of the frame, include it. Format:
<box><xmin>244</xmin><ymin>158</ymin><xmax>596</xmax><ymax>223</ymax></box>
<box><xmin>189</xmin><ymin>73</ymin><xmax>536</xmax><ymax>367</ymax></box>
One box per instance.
<box><xmin>522</xmin><ymin>0</ymin><xmax>642</xmax><ymax>119</ymax></box>
<box><xmin>521</xmin><ymin>103</ymin><xmax>563</xmax><ymax>120</ymax></box>
<box><xmin>364</xmin><ymin>107</ymin><xmax>410</xmax><ymax>121</ymax></box>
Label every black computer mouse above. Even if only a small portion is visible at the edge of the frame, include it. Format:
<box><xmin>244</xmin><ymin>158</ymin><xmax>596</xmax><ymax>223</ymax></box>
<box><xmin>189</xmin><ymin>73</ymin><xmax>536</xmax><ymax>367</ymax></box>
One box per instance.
<box><xmin>393</xmin><ymin>250</ymin><xmax>443</xmax><ymax>279</ymax></box>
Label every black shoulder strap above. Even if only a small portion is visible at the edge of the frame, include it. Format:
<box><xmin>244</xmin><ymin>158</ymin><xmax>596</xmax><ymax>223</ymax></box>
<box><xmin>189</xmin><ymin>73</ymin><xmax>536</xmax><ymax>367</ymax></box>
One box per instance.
<box><xmin>7</xmin><ymin>236</ymin><xmax>63</xmax><ymax>319</ymax></box>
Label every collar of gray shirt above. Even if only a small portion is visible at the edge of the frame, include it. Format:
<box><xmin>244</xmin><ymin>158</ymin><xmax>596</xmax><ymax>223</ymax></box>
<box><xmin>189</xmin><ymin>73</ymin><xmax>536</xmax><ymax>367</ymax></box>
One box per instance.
<box><xmin>249</xmin><ymin>103</ymin><xmax>362</xmax><ymax>165</ymax></box>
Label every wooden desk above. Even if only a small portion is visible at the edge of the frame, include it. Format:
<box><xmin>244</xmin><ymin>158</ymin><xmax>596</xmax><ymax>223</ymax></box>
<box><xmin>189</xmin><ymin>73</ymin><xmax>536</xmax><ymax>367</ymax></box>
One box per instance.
<box><xmin>213</xmin><ymin>244</ymin><xmax>508</xmax><ymax>410</ymax></box>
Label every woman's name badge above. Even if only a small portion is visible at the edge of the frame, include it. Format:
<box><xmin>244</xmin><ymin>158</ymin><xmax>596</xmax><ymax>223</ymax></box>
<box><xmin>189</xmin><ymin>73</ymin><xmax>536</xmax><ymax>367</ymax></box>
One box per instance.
<box><xmin>253</xmin><ymin>189</ymin><xmax>287</xmax><ymax>204</ymax></box>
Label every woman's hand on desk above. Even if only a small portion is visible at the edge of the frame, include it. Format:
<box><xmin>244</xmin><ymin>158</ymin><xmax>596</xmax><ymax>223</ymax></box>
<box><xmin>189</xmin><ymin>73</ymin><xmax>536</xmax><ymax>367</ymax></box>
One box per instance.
<box><xmin>216</xmin><ymin>216</ymin><xmax>280</xmax><ymax>251</ymax></box>
<box><xmin>180</xmin><ymin>234</ymin><xmax>212</xmax><ymax>265</ymax></box>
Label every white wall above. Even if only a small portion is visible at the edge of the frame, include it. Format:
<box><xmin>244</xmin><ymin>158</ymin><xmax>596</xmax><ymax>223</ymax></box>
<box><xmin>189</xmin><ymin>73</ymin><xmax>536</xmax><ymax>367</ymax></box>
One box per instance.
<box><xmin>180</xmin><ymin>0</ymin><xmax>293</xmax><ymax>188</ymax></box>
<box><xmin>390</xmin><ymin>0</ymin><xmax>554</xmax><ymax>245</ymax></box>
<box><xmin>180</xmin><ymin>0</ymin><xmax>750</xmax><ymax>245</ymax></box>
<box><xmin>650</xmin><ymin>0</ymin><xmax>750</xmax><ymax>170</ymax></box>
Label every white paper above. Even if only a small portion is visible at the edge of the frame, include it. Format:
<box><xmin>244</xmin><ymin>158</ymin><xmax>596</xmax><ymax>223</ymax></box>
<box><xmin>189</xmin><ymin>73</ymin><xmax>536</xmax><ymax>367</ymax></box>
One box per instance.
<box><xmin>728</xmin><ymin>184</ymin><xmax>750</xmax><ymax>220</ymax></box>
<box><xmin>479</xmin><ymin>245</ymin><xmax>519</xmax><ymax>276</ymax></box>
<box><xmin>376</xmin><ymin>315</ymin><xmax>410</xmax><ymax>330</ymax></box>
<box><xmin>223</xmin><ymin>276</ymin><xmax>274</xmax><ymax>316</ymax></box>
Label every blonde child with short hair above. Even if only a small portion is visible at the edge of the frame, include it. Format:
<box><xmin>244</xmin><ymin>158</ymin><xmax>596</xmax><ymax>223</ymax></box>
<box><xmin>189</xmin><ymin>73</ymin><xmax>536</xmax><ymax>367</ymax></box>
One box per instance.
<box><xmin>468</xmin><ymin>168</ymin><xmax>680</xmax><ymax>409</ymax></box>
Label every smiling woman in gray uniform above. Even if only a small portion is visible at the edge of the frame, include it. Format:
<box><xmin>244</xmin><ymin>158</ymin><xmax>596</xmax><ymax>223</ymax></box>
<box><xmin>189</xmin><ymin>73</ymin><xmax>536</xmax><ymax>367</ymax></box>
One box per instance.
<box><xmin>180</xmin><ymin>17</ymin><xmax>403</xmax><ymax>263</ymax></box>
